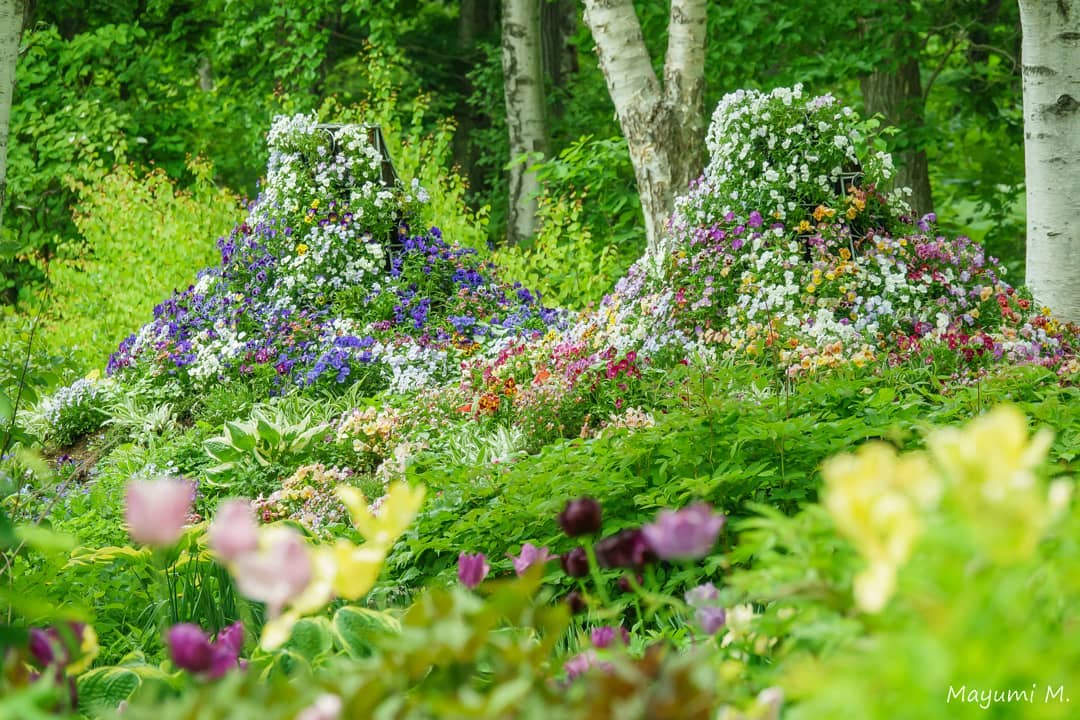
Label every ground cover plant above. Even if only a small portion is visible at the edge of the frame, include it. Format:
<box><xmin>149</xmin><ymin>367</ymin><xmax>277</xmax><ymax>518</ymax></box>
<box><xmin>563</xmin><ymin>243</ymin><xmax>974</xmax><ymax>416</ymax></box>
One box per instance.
<box><xmin>3</xmin><ymin>86</ymin><xmax>1080</xmax><ymax>720</ymax></box>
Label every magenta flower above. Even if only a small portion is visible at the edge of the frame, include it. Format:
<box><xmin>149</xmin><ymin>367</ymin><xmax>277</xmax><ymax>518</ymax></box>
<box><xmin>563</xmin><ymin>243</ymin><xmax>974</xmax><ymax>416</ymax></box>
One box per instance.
<box><xmin>564</xmin><ymin>649</ymin><xmax>599</xmax><ymax>680</ymax></box>
<box><xmin>124</xmin><ymin>477</ymin><xmax>195</xmax><ymax>546</ymax></box>
<box><xmin>167</xmin><ymin>621</ymin><xmax>244</xmax><ymax>678</ymax></box>
<box><xmin>557</xmin><ymin>497</ymin><xmax>602</xmax><ymax>536</ymax></box>
<box><xmin>457</xmin><ymin>552</ymin><xmax>490</xmax><ymax>588</ymax></box>
<box><xmin>507</xmin><ymin>542</ymin><xmax>553</xmax><ymax>576</ymax></box>
<box><xmin>641</xmin><ymin>502</ymin><xmax>726</xmax><ymax>560</ymax></box>
<box><xmin>590</xmin><ymin>625</ymin><xmax>629</xmax><ymax>649</ymax></box>
<box><xmin>208</xmin><ymin>499</ymin><xmax>260</xmax><ymax>562</ymax></box>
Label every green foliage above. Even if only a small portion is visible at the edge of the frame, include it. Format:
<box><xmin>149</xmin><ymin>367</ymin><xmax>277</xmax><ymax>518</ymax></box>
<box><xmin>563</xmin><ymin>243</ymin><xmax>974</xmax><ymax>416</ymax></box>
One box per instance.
<box><xmin>203</xmin><ymin>406</ymin><xmax>330</xmax><ymax>484</ymax></box>
<box><xmin>46</xmin><ymin>160</ymin><xmax>238</xmax><ymax>370</ymax></box>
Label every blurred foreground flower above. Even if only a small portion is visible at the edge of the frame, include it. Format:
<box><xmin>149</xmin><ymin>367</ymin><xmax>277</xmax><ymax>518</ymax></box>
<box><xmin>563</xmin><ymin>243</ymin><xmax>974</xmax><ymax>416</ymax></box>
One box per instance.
<box><xmin>167</xmin><ymin>622</ymin><xmax>244</xmax><ymax>678</ymax></box>
<box><xmin>642</xmin><ymin>502</ymin><xmax>726</xmax><ymax>560</ymax></box>
<box><xmin>557</xmin><ymin>497</ymin><xmax>602</xmax><ymax>536</ymax></box>
<box><xmin>685</xmin><ymin>582</ymin><xmax>727</xmax><ymax>634</ymax></box>
<box><xmin>124</xmin><ymin>477</ymin><xmax>195</xmax><ymax>546</ymax></box>
<box><xmin>208</xmin><ymin>499</ymin><xmax>259</xmax><ymax>561</ymax></box>
<box><xmin>508</xmin><ymin>542</ymin><xmax>553</xmax><ymax>576</ymax></box>
<box><xmin>458</xmin><ymin>552</ymin><xmax>490</xmax><ymax>588</ymax></box>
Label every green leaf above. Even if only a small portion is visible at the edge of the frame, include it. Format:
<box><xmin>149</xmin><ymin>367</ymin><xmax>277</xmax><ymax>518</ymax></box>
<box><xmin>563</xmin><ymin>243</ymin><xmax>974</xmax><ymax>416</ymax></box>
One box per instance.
<box><xmin>204</xmin><ymin>438</ymin><xmax>244</xmax><ymax>463</ymax></box>
<box><xmin>0</xmin><ymin>389</ymin><xmax>11</xmax><ymax>422</ymax></box>
<box><xmin>283</xmin><ymin>617</ymin><xmax>333</xmax><ymax>661</ymax></box>
<box><xmin>14</xmin><ymin>524</ymin><xmax>76</xmax><ymax>555</ymax></box>
<box><xmin>332</xmin><ymin>605</ymin><xmax>399</xmax><ymax>658</ymax></box>
<box><xmin>77</xmin><ymin>667</ymin><xmax>140</xmax><ymax>717</ymax></box>
<box><xmin>224</xmin><ymin>421</ymin><xmax>257</xmax><ymax>452</ymax></box>
<box><xmin>255</xmin><ymin>417</ymin><xmax>282</xmax><ymax>447</ymax></box>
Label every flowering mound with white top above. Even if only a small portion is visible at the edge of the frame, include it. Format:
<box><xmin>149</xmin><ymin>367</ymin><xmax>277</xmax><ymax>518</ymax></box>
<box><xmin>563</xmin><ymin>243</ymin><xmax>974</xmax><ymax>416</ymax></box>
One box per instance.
<box><xmin>574</xmin><ymin>84</ymin><xmax>1080</xmax><ymax>379</ymax></box>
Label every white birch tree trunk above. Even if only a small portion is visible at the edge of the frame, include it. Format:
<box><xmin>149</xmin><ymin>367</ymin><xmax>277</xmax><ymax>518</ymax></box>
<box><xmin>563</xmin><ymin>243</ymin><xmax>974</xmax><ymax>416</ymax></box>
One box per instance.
<box><xmin>1020</xmin><ymin>0</ymin><xmax>1080</xmax><ymax>323</ymax></box>
<box><xmin>583</xmin><ymin>0</ymin><xmax>706</xmax><ymax>256</ymax></box>
<box><xmin>0</xmin><ymin>0</ymin><xmax>25</xmax><ymax>231</ymax></box>
<box><xmin>501</xmin><ymin>0</ymin><xmax>548</xmax><ymax>246</ymax></box>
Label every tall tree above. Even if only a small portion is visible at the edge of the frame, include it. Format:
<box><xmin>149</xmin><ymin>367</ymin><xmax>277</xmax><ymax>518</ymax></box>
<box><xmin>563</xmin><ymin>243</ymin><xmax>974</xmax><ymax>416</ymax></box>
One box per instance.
<box><xmin>1019</xmin><ymin>0</ymin><xmax>1080</xmax><ymax>322</ymax></box>
<box><xmin>582</xmin><ymin>0</ymin><xmax>706</xmax><ymax>254</ymax></box>
<box><xmin>0</xmin><ymin>0</ymin><xmax>25</xmax><ymax>233</ymax></box>
<box><xmin>860</xmin><ymin>55</ymin><xmax>933</xmax><ymax>216</ymax></box>
<box><xmin>501</xmin><ymin>0</ymin><xmax>548</xmax><ymax>245</ymax></box>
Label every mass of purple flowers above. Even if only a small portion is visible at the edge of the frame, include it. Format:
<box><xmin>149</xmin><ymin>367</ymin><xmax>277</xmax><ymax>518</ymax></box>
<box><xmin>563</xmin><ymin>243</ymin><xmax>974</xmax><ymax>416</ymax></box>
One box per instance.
<box><xmin>107</xmin><ymin>220</ymin><xmax>563</xmax><ymax>396</ymax></box>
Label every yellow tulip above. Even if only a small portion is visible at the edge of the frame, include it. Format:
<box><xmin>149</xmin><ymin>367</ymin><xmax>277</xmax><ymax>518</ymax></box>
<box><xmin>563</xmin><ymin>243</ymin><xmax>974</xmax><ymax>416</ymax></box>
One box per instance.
<box><xmin>337</xmin><ymin>482</ymin><xmax>426</xmax><ymax>549</ymax></box>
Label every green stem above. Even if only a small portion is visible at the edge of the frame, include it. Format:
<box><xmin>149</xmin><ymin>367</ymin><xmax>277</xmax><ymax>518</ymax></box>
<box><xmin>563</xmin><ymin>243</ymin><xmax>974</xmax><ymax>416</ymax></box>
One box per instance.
<box><xmin>582</xmin><ymin>540</ymin><xmax>611</xmax><ymax>607</ymax></box>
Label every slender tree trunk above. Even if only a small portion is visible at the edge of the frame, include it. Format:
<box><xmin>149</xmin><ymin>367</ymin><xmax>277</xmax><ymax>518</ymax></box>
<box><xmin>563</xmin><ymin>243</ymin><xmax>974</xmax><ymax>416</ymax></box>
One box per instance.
<box><xmin>0</xmin><ymin>0</ymin><xmax>24</xmax><ymax>232</ymax></box>
<box><xmin>541</xmin><ymin>0</ymin><xmax>577</xmax><ymax>116</ymax></box>
<box><xmin>501</xmin><ymin>0</ymin><xmax>548</xmax><ymax>245</ymax></box>
<box><xmin>860</xmin><ymin>53</ymin><xmax>933</xmax><ymax>217</ymax></box>
<box><xmin>582</xmin><ymin>0</ymin><xmax>706</xmax><ymax>255</ymax></box>
<box><xmin>1020</xmin><ymin>0</ymin><xmax>1080</xmax><ymax>323</ymax></box>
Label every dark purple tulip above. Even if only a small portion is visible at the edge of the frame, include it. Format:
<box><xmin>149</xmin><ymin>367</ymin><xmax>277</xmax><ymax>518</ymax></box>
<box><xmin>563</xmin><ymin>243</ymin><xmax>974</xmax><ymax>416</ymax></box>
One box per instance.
<box><xmin>617</xmin><ymin>574</ymin><xmax>644</xmax><ymax>594</ymax></box>
<box><xmin>594</xmin><ymin>529</ymin><xmax>655</xmax><ymax>569</ymax></box>
<box><xmin>168</xmin><ymin>624</ymin><xmax>214</xmax><ymax>673</ymax></box>
<box><xmin>565</xmin><ymin>591</ymin><xmax>587</xmax><ymax>614</ymax></box>
<box><xmin>28</xmin><ymin>623</ymin><xmax>87</xmax><ymax>669</ymax></box>
<box><xmin>28</xmin><ymin>628</ymin><xmax>55</xmax><ymax>667</ymax></box>
<box><xmin>641</xmin><ymin>503</ymin><xmax>726</xmax><ymax>561</ymax></box>
<box><xmin>557</xmin><ymin>497</ymin><xmax>602</xmax><ymax>537</ymax></box>
<box><xmin>560</xmin><ymin>546</ymin><xmax>590</xmax><ymax>577</ymax></box>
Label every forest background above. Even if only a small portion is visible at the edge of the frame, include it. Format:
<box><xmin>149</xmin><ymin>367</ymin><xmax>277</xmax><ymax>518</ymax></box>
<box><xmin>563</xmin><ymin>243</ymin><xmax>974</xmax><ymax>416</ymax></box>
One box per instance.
<box><xmin>0</xmin><ymin>0</ymin><xmax>1025</xmax><ymax>378</ymax></box>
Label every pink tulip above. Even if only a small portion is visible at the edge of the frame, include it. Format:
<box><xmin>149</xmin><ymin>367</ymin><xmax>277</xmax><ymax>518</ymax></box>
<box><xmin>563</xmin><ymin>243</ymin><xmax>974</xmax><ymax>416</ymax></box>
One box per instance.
<box><xmin>124</xmin><ymin>478</ymin><xmax>195</xmax><ymax>546</ymax></box>
<box><xmin>208</xmin><ymin>499</ymin><xmax>260</xmax><ymax>562</ymax></box>
<box><xmin>507</xmin><ymin>542</ymin><xmax>553</xmax><ymax>576</ymax></box>
<box><xmin>231</xmin><ymin>528</ymin><xmax>312</xmax><ymax>616</ymax></box>
<box><xmin>642</xmin><ymin>502</ymin><xmax>726</xmax><ymax>561</ymax></box>
<box><xmin>457</xmin><ymin>552</ymin><xmax>490</xmax><ymax>589</ymax></box>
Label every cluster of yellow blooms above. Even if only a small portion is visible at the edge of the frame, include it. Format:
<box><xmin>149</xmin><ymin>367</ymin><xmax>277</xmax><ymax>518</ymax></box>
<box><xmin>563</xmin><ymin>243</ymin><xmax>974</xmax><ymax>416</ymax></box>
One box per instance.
<box><xmin>823</xmin><ymin>406</ymin><xmax>1071</xmax><ymax>613</ymax></box>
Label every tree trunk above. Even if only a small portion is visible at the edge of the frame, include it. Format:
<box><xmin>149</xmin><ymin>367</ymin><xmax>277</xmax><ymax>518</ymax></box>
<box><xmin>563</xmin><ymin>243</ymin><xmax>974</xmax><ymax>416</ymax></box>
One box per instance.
<box><xmin>582</xmin><ymin>0</ymin><xmax>706</xmax><ymax>255</ymax></box>
<box><xmin>0</xmin><ymin>0</ymin><xmax>24</xmax><ymax>232</ymax></box>
<box><xmin>541</xmin><ymin>0</ymin><xmax>577</xmax><ymax>116</ymax></box>
<box><xmin>861</xmin><ymin>56</ymin><xmax>934</xmax><ymax>217</ymax></box>
<box><xmin>501</xmin><ymin>0</ymin><xmax>548</xmax><ymax>245</ymax></box>
<box><xmin>1019</xmin><ymin>0</ymin><xmax>1080</xmax><ymax>323</ymax></box>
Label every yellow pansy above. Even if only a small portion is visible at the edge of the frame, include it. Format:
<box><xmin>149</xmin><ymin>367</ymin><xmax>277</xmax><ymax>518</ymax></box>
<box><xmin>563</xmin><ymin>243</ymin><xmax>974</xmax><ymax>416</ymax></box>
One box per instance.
<box><xmin>296</xmin><ymin>243</ymin><xmax>309</xmax><ymax>255</ymax></box>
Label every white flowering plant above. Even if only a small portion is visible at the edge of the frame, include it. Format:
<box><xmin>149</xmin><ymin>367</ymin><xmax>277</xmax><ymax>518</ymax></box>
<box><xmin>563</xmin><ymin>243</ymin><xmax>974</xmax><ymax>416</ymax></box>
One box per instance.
<box><xmin>682</xmin><ymin>83</ymin><xmax>897</xmax><ymax>225</ymax></box>
<box><xmin>27</xmin><ymin>375</ymin><xmax>116</xmax><ymax>448</ymax></box>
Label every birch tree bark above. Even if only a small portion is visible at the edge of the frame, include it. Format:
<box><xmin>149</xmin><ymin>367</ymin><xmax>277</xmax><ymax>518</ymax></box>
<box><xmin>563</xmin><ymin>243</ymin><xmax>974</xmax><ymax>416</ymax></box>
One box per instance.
<box><xmin>0</xmin><ymin>0</ymin><xmax>25</xmax><ymax>231</ymax></box>
<box><xmin>1019</xmin><ymin>0</ymin><xmax>1080</xmax><ymax>323</ymax></box>
<box><xmin>501</xmin><ymin>0</ymin><xmax>548</xmax><ymax>245</ymax></box>
<box><xmin>582</xmin><ymin>0</ymin><xmax>706</xmax><ymax>255</ymax></box>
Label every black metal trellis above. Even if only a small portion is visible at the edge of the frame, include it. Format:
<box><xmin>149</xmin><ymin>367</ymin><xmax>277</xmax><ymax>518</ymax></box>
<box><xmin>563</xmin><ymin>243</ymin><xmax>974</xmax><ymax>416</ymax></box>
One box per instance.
<box><xmin>312</xmin><ymin>123</ymin><xmax>407</xmax><ymax>269</ymax></box>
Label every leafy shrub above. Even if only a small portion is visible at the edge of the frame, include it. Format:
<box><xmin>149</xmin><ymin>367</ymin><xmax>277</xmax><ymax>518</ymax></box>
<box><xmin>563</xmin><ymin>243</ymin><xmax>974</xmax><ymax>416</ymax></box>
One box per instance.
<box><xmin>46</xmin><ymin>159</ymin><xmax>238</xmax><ymax>370</ymax></box>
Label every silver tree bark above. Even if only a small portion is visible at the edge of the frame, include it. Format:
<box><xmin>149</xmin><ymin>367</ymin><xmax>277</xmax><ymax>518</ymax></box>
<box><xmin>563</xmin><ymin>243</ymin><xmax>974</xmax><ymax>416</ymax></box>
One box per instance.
<box><xmin>1020</xmin><ymin>0</ymin><xmax>1080</xmax><ymax>323</ymax></box>
<box><xmin>0</xmin><ymin>0</ymin><xmax>25</xmax><ymax>231</ymax></box>
<box><xmin>501</xmin><ymin>0</ymin><xmax>548</xmax><ymax>245</ymax></box>
<box><xmin>583</xmin><ymin>0</ymin><xmax>706</xmax><ymax>255</ymax></box>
